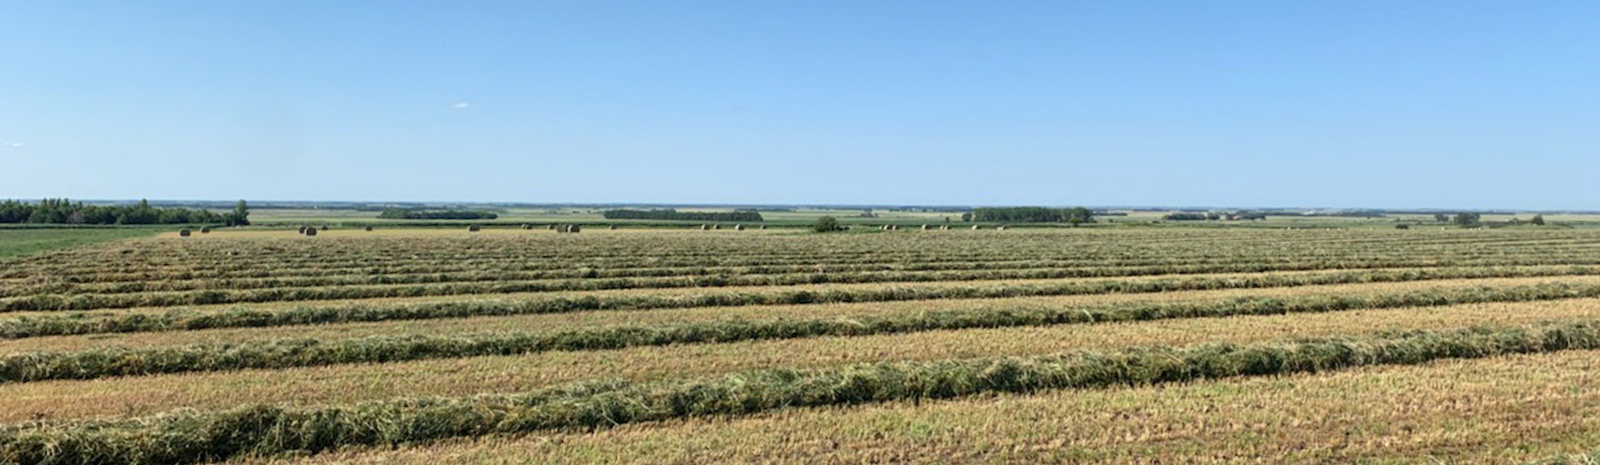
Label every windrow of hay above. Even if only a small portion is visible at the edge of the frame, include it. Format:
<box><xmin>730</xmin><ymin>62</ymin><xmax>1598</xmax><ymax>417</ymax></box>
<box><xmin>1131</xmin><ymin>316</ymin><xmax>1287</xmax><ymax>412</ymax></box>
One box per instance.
<box><xmin>4</xmin><ymin>282</ymin><xmax>1600</xmax><ymax>382</ymax></box>
<box><xmin>15</xmin><ymin>254</ymin><xmax>1600</xmax><ymax>298</ymax></box>
<box><xmin>6</xmin><ymin>319</ymin><xmax>1600</xmax><ymax>465</ymax></box>
<box><xmin>10</xmin><ymin>260</ymin><xmax>1600</xmax><ymax>312</ymax></box>
<box><xmin>16</xmin><ymin>236</ymin><xmax>1598</xmax><ymax>284</ymax></box>
<box><xmin>7</xmin><ymin>266</ymin><xmax>1600</xmax><ymax>338</ymax></box>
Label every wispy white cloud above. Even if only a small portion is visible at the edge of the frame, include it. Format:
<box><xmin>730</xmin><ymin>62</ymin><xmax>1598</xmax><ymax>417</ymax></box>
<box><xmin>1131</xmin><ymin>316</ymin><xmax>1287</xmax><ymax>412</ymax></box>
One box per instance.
<box><xmin>452</xmin><ymin>102</ymin><xmax>470</xmax><ymax>109</ymax></box>
<box><xmin>3</xmin><ymin>142</ymin><xmax>21</xmax><ymax>149</ymax></box>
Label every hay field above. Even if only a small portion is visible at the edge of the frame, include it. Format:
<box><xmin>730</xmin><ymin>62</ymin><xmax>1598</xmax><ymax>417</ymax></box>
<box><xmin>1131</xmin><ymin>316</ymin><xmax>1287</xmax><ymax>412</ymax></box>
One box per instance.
<box><xmin>3</xmin><ymin>227</ymin><xmax>1600</xmax><ymax>464</ymax></box>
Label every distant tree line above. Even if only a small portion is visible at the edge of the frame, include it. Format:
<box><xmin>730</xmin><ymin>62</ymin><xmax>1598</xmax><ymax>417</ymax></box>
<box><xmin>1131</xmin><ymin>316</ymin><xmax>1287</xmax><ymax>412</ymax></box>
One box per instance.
<box><xmin>377</xmin><ymin>208</ymin><xmax>498</xmax><ymax>220</ymax></box>
<box><xmin>602</xmin><ymin>209</ymin><xmax>764</xmax><ymax>222</ymax></box>
<box><xmin>1163</xmin><ymin>212</ymin><xmax>1213</xmax><ymax>221</ymax></box>
<box><xmin>1295</xmin><ymin>210</ymin><xmax>1385</xmax><ymax>218</ymax></box>
<box><xmin>0</xmin><ymin>199</ymin><xmax>246</xmax><ymax>225</ymax></box>
<box><xmin>971</xmin><ymin>207</ymin><xmax>1094</xmax><ymax>225</ymax></box>
<box><xmin>1163</xmin><ymin>211</ymin><xmax>1267</xmax><ymax>221</ymax></box>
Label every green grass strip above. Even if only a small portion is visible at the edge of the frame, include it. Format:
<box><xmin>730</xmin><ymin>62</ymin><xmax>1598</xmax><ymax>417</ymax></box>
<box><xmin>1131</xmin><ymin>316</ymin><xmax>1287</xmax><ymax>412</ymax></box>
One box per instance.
<box><xmin>5</xmin><ymin>319</ymin><xmax>1600</xmax><ymax>465</ymax></box>
<box><xmin>0</xmin><ymin>229</ymin><xmax>157</xmax><ymax>260</ymax></box>
<box><xmin>4</xmin><ymin>282</ymin><xmax>1600</xmax><ymax>383</ymax></box>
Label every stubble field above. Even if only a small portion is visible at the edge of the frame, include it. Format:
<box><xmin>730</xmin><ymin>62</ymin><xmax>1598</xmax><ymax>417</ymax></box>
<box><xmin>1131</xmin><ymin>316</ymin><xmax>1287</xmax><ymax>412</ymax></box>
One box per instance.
<box><xmin>3</xmin><ymin>227</ymin><xmax>1600</xmax><ymax>464</ymax></box>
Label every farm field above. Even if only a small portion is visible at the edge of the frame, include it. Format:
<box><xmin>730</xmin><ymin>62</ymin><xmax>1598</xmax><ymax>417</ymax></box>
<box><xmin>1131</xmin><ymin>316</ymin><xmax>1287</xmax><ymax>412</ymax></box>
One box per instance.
<box><xmin>242</xmin><ymin>206</ymin><xmax>1600</xmax><ymax>229</ymax></box>
<box><xmin>4</xmin><ymin>228</ymin><xmax>1600</xmax><ymax>464</ymax></box>
<box><xmin>245</xmin><ymin>207</ymin><xmax>965</xmax><ymax>227</ymax></box>
<box><xmin>0</xmin><ymin>228</ymin><xmax>160</xmax><ymax>259</ymax></box>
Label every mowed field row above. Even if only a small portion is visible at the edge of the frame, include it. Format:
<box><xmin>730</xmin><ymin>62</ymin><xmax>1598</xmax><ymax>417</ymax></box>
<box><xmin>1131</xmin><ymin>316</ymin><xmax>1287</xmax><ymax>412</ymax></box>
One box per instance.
<box><xmin>11</xmin><ymin>239</ymin><xmax>1600</xmax><ymax>280</ymax></box>
<box><xmin>17</xmin><ymin>251</ymin><xmax>1600</xmax><ymax>297</ymax></box>
<box><xmin>242</xmin><ymin>349</ymin><xmax>1600</xmax><ymax>465</ymax></box>
<box><xmin>2</xmin><ymin>228</ymin><xmax>1599</xmax><ymax>464</ymax></box>
<box><xmin>7</xmin><ymin>229</ymin><xmax>1596</xmax><ymax>280</ymax></box>
<box><xmin>4</xmin><ymin>296</ymin><xmax>1600</xmax><ymax>425</ymax></box>
<box><xmin>8</xmin><ymin>265</ymin><xmax>1600</xmax><ymax>337</ymax></box>
<box><xmin>4</xmin><ymin>229</ymin><xmax>1600</xmax><ymax>312</ymax></box>
<box><xmin>10</xmin><ymin>280</ymin><xmax>1600</xmax><ymax>382</ymax></box>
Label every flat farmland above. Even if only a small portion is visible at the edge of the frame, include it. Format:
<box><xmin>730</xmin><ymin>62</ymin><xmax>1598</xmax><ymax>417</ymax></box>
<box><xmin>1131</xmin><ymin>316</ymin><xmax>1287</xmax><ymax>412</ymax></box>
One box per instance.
<box><xmin>4</xmin><ymin>227</ymin><xmax>1600</xmax><ymax>464</ymax></box>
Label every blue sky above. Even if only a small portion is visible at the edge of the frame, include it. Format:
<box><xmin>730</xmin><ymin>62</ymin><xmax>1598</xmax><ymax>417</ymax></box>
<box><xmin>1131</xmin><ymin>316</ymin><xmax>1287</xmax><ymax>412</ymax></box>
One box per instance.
<box><xmin>1</xmin><ymin>1</ymin><xmax>1596</xmax><ymax>209</ymax></box>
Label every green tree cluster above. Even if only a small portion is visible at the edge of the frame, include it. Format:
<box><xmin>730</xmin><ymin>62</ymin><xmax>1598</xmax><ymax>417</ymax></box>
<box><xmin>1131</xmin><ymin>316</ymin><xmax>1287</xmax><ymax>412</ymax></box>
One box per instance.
<box><xmin>0</xmin><ymin>199</ymin><xmax>238</xmax><ymax>225</ymax></box>
<box><xmin>377</xmin><ymin>208</ymin><xmax>499</xmax><ymax>220</ymax></box>
<box><xmin>971</xmin><ymin>207</ymin><xmax>1095</xmax><ymax>224</ymax></box>
<box><xmin>602</xmin><ymin>209</ymin><xmax>763</xmax><ymax>222</ymax></box>
<box><xmin>1163</xmin><ymin>212</ymin><xmax>1211</xmax><ymax>221</ymax></box>
<box><xmin>812</xmin><ymin>216</ymin><xmax>843</xmax><ymax>233</ymax></box>
<box><xmin>224</xmin><ymin>200</ymin><xmax>250</xmax><ymax>226</ymax></box>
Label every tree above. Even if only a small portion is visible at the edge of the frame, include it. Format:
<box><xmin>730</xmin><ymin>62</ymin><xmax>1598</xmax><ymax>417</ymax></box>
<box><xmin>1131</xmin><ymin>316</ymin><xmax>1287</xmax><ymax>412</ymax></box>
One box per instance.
<box><xmin>225</xmin><ymin>200</ymin><xmax>251</xmax><ymax>226</ymax></box>
<box><xmin>1434</xmin><ymin>214</ymin><xmax>1450</xmax><ymax>223</ymax></box>
<box><xmin>602</xmin><ymin>209</ymin><xmax>760</xmax><ymax>222</ymax></box>
<box><xmin>813</xmin><ymin>216</ymin><xmax>842</xmax><ymax>233</ymax></box>
<box><xmin>1531</xmin><ymin>214</ymin><xmax>1546</xmax><ymax>226</ymax></box>
<box><xmin>378</xmin><ymin>208</ymin><xmax>498</xmax><ymax>220</ymax></box>
<box><xmin>961</xmin><ymin>212</ymin><xmax>973</xmax><ymax>222</ymax></box>
<box><xmin>1454</xmin><ymin>212</ymin><xmax>1481</xmax><ymax>228</ymax></box>
<box><xmin>0</xmin><ymin>198</ymin><xmax>221</xmax><ymax>225</ymax></box>
<box><xmin>1065</xmin><ymin>207</ymin><xmax>1094</xmax><ymax>227</ymax></box>
<box><xmin>1163</xmin><ymin>212</ymin><xmax>1210</xmax><ymax>221</ymax></box>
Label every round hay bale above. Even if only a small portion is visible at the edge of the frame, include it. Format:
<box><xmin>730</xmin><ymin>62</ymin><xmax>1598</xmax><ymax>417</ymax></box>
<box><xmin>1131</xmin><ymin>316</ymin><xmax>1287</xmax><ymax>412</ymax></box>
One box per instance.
<box><xmin>700</xmin><ymin>224</ymin><xmax>710</xmax><ymax>231</ymax></box>
<box><xmin>304</xmin><ymin>227</ymin><xmax>317</xmax><ymax>236</ymax></box>
<box><xmin>297</xmin><ymin>226</ymin><xmax>307</xmax><ymax>234</ymax></box>
<box><xmin>713</xmin><ymin>224</ymin><xmax>721</xmax><ymax>230</ymax></box>
<box><xmin>1396</xmin><ymin>224</ymin><xmax>1410</xmax><ymax>230</ymax></box>
<box><xmin>548</xmin><ymin>224</ymin><xmax>558</xmax><ymax>230</ymax></box>
<box><xmin>199</xmin><ymin>227</ymin><xmax>211</xmax><ymax>234</ymax></box>
<box><xmin>468</xmin><ymin>225</ymin><xmax>481</xmax><ymax>232</ymax></box>
<box><xmin>522</xmin><ymin>224</ymin><xmax>533</xmax><ymax>230</ymax></box>
<box><xmin>609</xmin><ymin>225</ymin><xmax>618</xmax><ymax>230</ymax></box>
<box><xmin>940</xmin><ymin>225</ymin><xmax>950</xmax><ymax>230</ymax></box>
<box><xmin>565</xmin><ymin>224</ymin><xmax>582</xmax><ymax>233</ymax></box>
<box><xmin>365</xmin><ymin>226</ymin><xmax>374</xmax><ymax>232</ymax></box>
<box><xmin>920</xmin><ymin>224</ymin><xmax>929</xmax><ymax>230</ymax></box>
<box><xmin>997</xmin><ymin>225</ymin><xmax>1008</xmax><ymax>231</ymax></box>
<box><xmin>759</xmin><ymin>225</ymin><xmax>767</xmax><ymax>230</ymax></box>
<box><xmin>735</xmin><ymin>224</ymin><xmax>745</xmax><ymax>231</ymax></box>
<box><xmin>178</xmin><ymin>229</ymin><xmax>191</xmax><ymax>237</ymax></box>
<box><xmin>971</xmin><ymin>225</ymin><xmax>981</xmax><ymax>230</ymax></box>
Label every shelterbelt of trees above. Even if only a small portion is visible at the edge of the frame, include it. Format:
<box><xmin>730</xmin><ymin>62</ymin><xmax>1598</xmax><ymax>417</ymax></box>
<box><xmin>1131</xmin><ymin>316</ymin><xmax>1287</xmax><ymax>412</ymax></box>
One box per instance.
<box><xmin>971</xmin><ymin>207</ymin><xmax>1094</xmax><ymax>224</ymax></box>
<box><xmin>0</xmin><ymin>199</ymin><xmax>248</xmax><ymax>226</ymax></box>
<box><xmin>603</xmin><ymin>209</ymin><xmax>764</xmax><ymax>222</ymax></box>
<box><xmin>377</xmin><ymin>209</ymin><xmax>499</xmax><ymax>220</ymax></box>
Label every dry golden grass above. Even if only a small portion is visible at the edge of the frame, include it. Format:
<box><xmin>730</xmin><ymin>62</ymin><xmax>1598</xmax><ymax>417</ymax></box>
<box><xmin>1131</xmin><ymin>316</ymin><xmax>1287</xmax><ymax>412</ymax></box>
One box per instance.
<box><xmin>1</xmin><ymin>268</ymin><xmax>1353</xmax><ymax>320</ymax></box>
<box><xmin>9</xmin><ymin>229</ymin><xmax>1600</xmax><ymax>464</ymax></box>
<box><xmin>4</xmin><ymin>297</ymin><xmax>1598</xmax><ymax>424</ymax></box>
<box><xmin>8</xmin><ymin>275</ymin><xmax>1600</xmax><ymax>353</ymax></box>
<box><xmin>156</xmin><ymin>227</ymin><xmax>794</xmax><ymax>239</ymax></box>
<box><xmin>242</xmin><ymin>349</ymin><xmax>1600</xmax><ymax>465</ymax></box>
